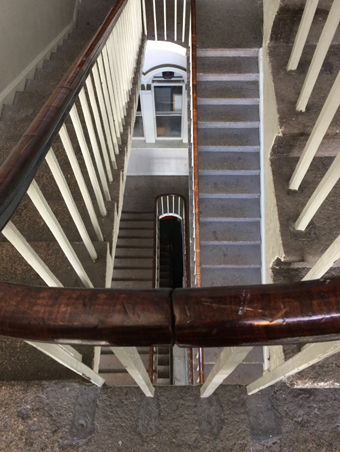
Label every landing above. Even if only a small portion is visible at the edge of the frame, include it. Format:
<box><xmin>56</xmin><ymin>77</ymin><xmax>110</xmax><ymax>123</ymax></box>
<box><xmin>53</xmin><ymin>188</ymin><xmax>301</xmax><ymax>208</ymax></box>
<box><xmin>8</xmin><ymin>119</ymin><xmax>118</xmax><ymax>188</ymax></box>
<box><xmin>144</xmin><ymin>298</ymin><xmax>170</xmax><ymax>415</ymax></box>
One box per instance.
<box><xmin>196</xmin><ymin>0</ymin><xmax>263</xmax><ymax>49</ymax></box>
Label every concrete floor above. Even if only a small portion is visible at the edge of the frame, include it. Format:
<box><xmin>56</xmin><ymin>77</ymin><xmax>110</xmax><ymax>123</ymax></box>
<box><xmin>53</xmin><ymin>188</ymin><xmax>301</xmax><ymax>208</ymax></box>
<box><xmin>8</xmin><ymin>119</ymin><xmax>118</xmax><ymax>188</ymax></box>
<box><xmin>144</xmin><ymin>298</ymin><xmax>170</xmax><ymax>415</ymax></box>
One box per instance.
<box><xmin>1</xmin><ymin>381</ymin><xmax>339</xmax><ymax>451</ymax></box>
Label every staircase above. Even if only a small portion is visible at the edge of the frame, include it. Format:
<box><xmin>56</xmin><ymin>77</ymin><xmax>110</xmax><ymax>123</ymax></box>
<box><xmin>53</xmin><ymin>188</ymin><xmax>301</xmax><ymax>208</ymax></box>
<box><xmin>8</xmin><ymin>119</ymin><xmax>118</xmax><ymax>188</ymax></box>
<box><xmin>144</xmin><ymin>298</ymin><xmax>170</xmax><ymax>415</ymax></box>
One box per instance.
<box><xmin>196</xmin><ymin>48</ymin><xmax>262</xmax><ymax>287</ymax></box>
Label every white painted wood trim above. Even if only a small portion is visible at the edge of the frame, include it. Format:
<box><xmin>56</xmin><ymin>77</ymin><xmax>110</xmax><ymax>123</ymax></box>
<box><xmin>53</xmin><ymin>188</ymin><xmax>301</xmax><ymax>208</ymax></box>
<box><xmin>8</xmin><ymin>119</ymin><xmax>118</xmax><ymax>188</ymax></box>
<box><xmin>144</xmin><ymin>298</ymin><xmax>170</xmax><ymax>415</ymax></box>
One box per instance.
<box><xmin>287</xmin><ymin>0</ymin><xmax>319</xmax><ymax>71</ymax></box>
<box><xmin>111</xmin><ymin>347</ymin><xmax>155</xmax><ymax>397</ymax></box>
<box><xmin>27</xmin><ymin>341</ymin><xmax>105</xmax><ymax>387</ymax></box>
<box><xmin>247</xmin><ymin>341</ymin><xmax>340</xmax><ymax>395</ymax></box>
<box><xmin>200</xmin><ymin>346</ymin><xmax>253</xmax><ymax>398</ymax></box>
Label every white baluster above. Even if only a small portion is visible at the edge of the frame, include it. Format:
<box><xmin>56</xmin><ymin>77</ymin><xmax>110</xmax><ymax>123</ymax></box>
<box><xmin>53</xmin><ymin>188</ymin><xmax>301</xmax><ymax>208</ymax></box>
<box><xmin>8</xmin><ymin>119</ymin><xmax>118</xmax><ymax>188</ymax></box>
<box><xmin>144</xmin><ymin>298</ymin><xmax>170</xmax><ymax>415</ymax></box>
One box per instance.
<box><xmin>102</xmin><ymin>45</ymin><xmax>121</xmax><ymax>146</ymax></box>
<box><xmin>27</xmin><ymin>180</ymin><xmax>94</xmax><ymax>288</ymax></box>
<box><xmin>290</xmin><ymin>70</ymin><xmax>340</xmax><ymax>190</ymax></box>
<box><xmin>182</xmin><ymin>0</ymin><xmax>187</xmax><ymax>42</ymax></box>
<box><xmin>2</xmin><ymin>221</ymin><xmax>63</xmax><ymax>287</ymax></box>
<box><xmin>45</xmin><ymin>147</ymin><xmax>98</xmax><ymax>261</ymax></box>
<box><xmin>96</xmin><ymin>54</ymin><xmax>120</xmax><ymax>155</ymax></box>
<box><xmin>296</xmin><ymin>0</ymin><xmax>340</xmax><ymax>112</ymax></box>
<box><xmin>295</xmin><ymin>151</ymin><xmax>340</xmax><ymax>231</ymax></box>
<box><xmin>287</xmin><ymin>0</ymin><xmax>319</xmax><ymax>71</ymax></box>
<box><xmin>28</xmin><ymin>342</ymin><xmax>104</xmax><ymax>387</ymax></box>
<box><xmin>142</xmin><ymin>0</ymin><xmax>147</xmax><ymax>35</ymax></box>
<box><xmin>174</xmin><ymin>0</ymin><xmax>178</xmax><ymax>41</ymax></box>
<box><xmin>78</xmin><ymin>88</ymin><xmax>111</xmax><ymax>200</ymax></box>
<box><xmin>153</xmin><ymin>0</ymin><xmax>158</xmax><ymax>40</ymax></box>
<box><xmin>69</xmin><ymin>104</ymin><xmax>107</xmax><ymax>216</ymax></box>
<box><xmin>164</xmin><ymin>0</ymin><xmax>167</xmax><ymax>40</ymax></box>
<box><xmin>111</xmin><ymin>347</ymin><xmax>155</xmax><ymax>397</ymax></box>
<box><xmin>85</xmin><ymin>75</ymin><xmax>115</xmax><ymax>177</ymax></box>
<box><xmin>91</xmin><ymin>65</ymin><xmax>117</xmax><ymax>161</ymax></box>
<box><xmin>201</xmin><ymin>347</ymin><xmax>253</xmax><ymax>397</ymax></box>
<box><xmin>59</xmin><ymin>124</ymin><xmax>104</xmax><ymax>241</ymax></box>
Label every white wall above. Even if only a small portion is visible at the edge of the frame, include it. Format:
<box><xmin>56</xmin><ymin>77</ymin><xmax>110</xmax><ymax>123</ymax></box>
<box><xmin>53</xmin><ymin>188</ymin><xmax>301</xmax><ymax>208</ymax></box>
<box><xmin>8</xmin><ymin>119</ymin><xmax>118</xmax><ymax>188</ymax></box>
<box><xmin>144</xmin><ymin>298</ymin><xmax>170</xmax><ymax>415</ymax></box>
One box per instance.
<box><xmin>262</xmin><ymin>0</ymin><xmax>284</xmax><ymax>282</ymax></box>
<box><xmin>0</xmin><ymin>0</ymin><xmax>78</xmax><ymax>110</ymax></box>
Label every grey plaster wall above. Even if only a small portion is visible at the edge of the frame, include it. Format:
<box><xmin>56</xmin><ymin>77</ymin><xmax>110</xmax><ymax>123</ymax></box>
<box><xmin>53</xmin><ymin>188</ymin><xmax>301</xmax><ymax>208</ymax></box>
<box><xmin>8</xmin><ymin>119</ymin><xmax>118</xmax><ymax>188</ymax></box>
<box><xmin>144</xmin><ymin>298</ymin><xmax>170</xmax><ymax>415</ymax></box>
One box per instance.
<box><xmin>0</xmin><ymin>0</ymin><xmax>78</xmax><ymax>108</ymax></box>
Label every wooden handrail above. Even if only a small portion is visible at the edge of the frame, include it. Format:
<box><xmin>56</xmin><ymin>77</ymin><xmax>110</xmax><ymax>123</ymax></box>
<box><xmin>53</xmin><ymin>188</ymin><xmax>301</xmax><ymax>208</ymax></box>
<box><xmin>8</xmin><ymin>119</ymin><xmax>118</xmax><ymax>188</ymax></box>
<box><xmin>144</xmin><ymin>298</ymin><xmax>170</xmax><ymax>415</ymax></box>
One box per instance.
<box><xmin>0</xmin><ymin>0</ymin><xmax>128</xmax><ymax>232</ymax></box>
<box><xmin>2</xmin><ymin>277</ymin><xmax>340</xmax><ymax>346</ymax></box>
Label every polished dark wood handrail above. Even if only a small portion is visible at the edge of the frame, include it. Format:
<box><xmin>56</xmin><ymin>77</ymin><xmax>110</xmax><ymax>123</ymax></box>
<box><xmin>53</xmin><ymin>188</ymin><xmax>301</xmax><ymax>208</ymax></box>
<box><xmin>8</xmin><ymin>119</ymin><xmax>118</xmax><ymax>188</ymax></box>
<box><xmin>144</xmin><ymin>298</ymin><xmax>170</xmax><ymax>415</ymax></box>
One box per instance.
<box><xmin>190</xmin><ymin>0</ymin><xmax>201</xmax><ymax>287</ymax></box>
<box><xmin>0</xmin><ymin>0</ymin><xmax>128</xmax><ymax>232</ymax></box>
<box><xmin>2</xmin><ymin>278</ymin><xmax>340</xmax><ymax>346</ymax></box>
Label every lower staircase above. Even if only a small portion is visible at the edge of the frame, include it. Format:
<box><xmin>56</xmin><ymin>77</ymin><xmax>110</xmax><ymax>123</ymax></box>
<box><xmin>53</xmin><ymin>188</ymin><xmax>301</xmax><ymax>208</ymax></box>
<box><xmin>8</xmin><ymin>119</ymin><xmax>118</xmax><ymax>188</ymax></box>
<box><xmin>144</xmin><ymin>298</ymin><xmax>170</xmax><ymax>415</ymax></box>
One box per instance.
<box><xmin>99</xmin><ymin>211</ymin><xmax>154</xmax><ymax>385</ymax></box>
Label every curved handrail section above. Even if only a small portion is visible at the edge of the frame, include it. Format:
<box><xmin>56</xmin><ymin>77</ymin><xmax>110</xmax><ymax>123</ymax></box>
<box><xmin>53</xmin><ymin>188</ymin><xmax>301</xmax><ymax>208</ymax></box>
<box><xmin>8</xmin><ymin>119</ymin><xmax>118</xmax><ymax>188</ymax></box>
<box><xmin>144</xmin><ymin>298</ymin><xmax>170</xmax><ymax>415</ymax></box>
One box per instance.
<box><xmin>2</xmin><ymin>278</ymin><xmax>340</xmax><ymax>347</ymax></box>
<box><xmin>0</xmin><ymin>0</ymin><xmax>127</xmax><ymax>232</ymax></box>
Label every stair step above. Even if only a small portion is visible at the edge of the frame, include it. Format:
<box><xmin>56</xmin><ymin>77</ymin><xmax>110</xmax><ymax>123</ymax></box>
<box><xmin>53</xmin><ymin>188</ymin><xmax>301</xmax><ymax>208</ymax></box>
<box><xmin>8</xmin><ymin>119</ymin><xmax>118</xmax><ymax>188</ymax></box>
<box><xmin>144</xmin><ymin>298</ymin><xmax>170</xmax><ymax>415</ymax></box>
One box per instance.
<box><xmin>116</xmin><ymin>238</ymin><xmax>153</xmax><ymax>248</ymax></box>
<box><xmin>199</xmin><ymin>175</ymin><xmax>260</xmax><ymax>196</ymax></box>
<box><xmin>201</xmin><ymin>267</ymin><xmax>262</xmax><ymax>287</ymax></box>
<box><xmin>199</xmin><ymin>198</ymin><xmax>261</xmax><ymax>220</ymax></box>
<box><xmin>198</xmin><ymin>128</ymin><xmax>260</xmax><ymax>147</ymax></box>
<box><xmin>120</xmin><ymin>212</ymin><xmax>154</xmax><ymax>220</ymax></box>
<box><xmin>198</xmin><ymin>151</ymin><xmax>259</xmax><ymax>171</ymax></box>
<box><xmin>114</xmin><ymin>247</ymin><xmax>153</xmax><ymax>258</ymax></box>
<box><xmin>197</xmin><ymin>56</ymin><xmax>258</xmax><ymax>76</ymax></box>
<box><xmin>201</xmin><ymin>244</ymin><xmax>261</xmax><ymax>266</ymax></box>
<box><xmin>197</xmin><ymin>81</ymin><xmax>259</xmax><ymax>101</ymax></box>
<box><xmin>119</xmin><ymin>220</ymin><xmax>154</xmax><ymax>229</ymax></box>
<box><xmin>200</xmin><ymin>221</ymin><xmax>261</xmax><ymax>243</ymax></box>
<box><xmin>197</xmin><ymin>105</ymin><xmax>259</xmax><ymax>124</ymax></box>
<box><xmin>197</xmin><ymin>49</ymin><xmax>259</xmax><ymax>57</ymax></box>
<box><xmin>118</xmin><ymin>229</ymin><xmax>153</xmax><ymax>238</ymax></box>
<box><xmin>99</xmin><ymin>352</ymin><xmax>149</xmax><ymax>373</ymax></box>
<box><xmin>110</xmin><ymin>280</ymin><xmax>153</xmax><ymax>289</ymax></box>
<box><xmin>112</xmin><ymin>269</ymin><xmax>153</xmax><ymax>280</ymax></box>
<box><xmin>114</xmin><ymin>258</ymin><xmax>153</xmax><ymax>269</ymax></box>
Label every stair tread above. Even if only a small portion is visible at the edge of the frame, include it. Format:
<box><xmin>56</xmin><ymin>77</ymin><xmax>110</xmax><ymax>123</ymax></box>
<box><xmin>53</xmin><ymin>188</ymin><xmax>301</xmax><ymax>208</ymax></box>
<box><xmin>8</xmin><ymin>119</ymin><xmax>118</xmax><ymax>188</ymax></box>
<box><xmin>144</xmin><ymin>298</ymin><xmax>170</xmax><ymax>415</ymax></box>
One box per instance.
<box><xmin>198</xmin><ymin>105</ymin><xmax>259</xmax><ymax>124</ymax></box>
<box><xmin>116</xmin><ymin>238</ymin><xmax>153</xmax><ymax>247</ymax></box>
<box><xmin>198</xmin><ymin>151</ymin><xmax>259</xmax><ymax>171</ymax></box>
<box><xmin>201</xmin><ymin>267</ymin><xmax>262</xmax><ymax>287</ymax></box>
<box><xmin>200</xmin><ymin>221</ymin><xmax>261</xmax><ymax>243</ymax></box>
<box><xmin>114</xmin><ymin>258</ymin><xmax>153</xmax><ymax>268</ymax></box>
<box><xmin>199</xmin><ymin>174</ymin><xmax>260</xmax><ymax>196</ymax></box>
<box><xmin>197</xmin><ymin>80</ymin><xmax>259</xmax><ymax>100</ymax></box>
<box><xmin>112</xmin><ymin>268</ymin><xmax>153</xmax><ymax>279</ymax></box>
<box><xmin>197</xmin><ymin>56</ymin><xmax>258</xmax><ymax>75</ymax></box>
<box><xmin>111</xmin><ymin>280</ymin><xmax>153</xmax><ymax>289</ymax></box>
<box><xmin>199</xmin><ymin>198</ymin><xmax>261</xmax><ymax>219</ymax></box>
<box><xmin>201</xmin><ymin>244</ymin><xmax>261</xmax><ymax>266</ymax></box>
<box><xmin>198</xmin><ymin>128</ymin><xmax>260</xmax><ymax>147</ymax></box>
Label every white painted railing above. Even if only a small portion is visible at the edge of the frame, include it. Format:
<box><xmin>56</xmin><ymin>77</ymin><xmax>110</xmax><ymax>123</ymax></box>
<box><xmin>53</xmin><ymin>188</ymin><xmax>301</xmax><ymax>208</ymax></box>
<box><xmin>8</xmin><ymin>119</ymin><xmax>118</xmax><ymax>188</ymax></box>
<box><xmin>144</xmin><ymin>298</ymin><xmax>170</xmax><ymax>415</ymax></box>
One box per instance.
<box><xmin>0</xmin><ymin>0</ymin><xmax>149</xmax><ymax>390</ymax></box>
<box><xmin>141</xmin><ymin>0</ymin><xmax>190</xmax><ymax>43</ymax></box>
<box><xmin>246</xmin><ymin>0</ymin><xmax>340</xmax><ymax>396</ymax></box>
<box><xmin>287</xmin><ymin>0</ymin><xmax>340</xmax><ymax>280</ymax></box>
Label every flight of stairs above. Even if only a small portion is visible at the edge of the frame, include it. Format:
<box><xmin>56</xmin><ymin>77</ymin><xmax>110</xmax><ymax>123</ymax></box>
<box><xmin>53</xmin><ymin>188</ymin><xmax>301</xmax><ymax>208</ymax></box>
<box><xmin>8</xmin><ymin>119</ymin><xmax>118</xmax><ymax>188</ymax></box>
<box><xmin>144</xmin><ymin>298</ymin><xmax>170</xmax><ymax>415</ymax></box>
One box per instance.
<box><xmin>196</xmin><ymin>48</ymin><xmax>263</xmax><ymax>384</ymax></box>
<box><xmin>99</xmin><ymin>212</ymin><xmax>154</xmax><ymax>385</ymax></box>
<box><xmin>196</xmin><ymin>48</ymin><xmax>262</xmax><ymax>287</ymax></box>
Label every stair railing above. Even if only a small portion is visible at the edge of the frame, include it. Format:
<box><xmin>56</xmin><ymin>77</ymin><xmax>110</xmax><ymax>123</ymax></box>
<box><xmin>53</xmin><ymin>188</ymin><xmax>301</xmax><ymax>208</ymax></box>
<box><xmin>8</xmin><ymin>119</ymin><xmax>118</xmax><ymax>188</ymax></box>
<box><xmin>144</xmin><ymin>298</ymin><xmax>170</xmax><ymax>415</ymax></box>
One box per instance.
<box><xmin>285</xmin><ymin>0</ymin><xmax>340</xmax><ymax>281</ymax></box>
<box><xmin>141</xmin><ymin>0</ymin><xmax>190</xmax><ymax>44</ymax></box>
<box><xmin>0</xmin><ymin>0</ymin><xmax>149</xmax><ymax>390</ymax></box>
